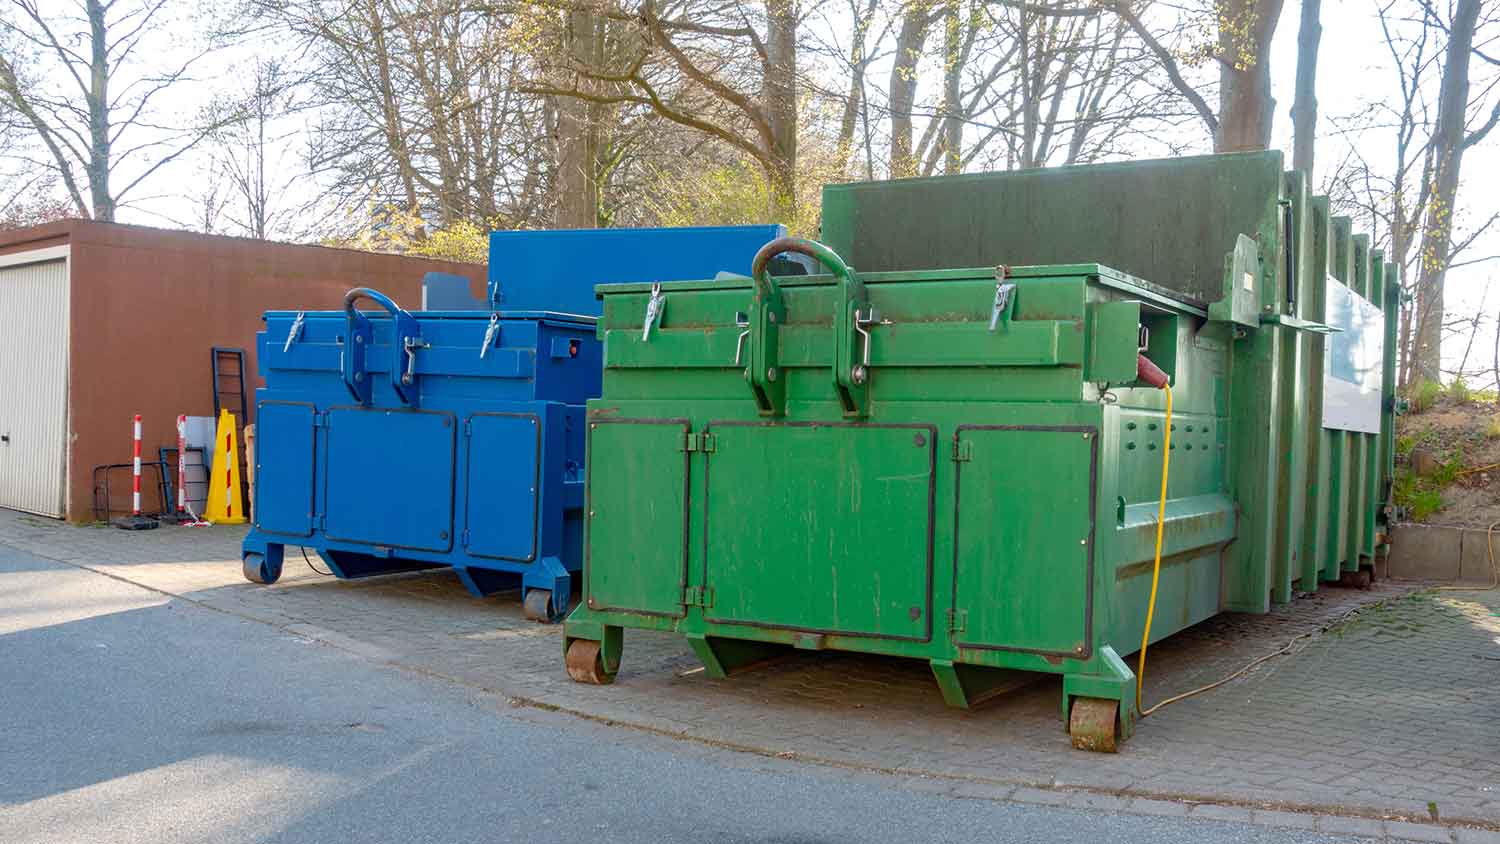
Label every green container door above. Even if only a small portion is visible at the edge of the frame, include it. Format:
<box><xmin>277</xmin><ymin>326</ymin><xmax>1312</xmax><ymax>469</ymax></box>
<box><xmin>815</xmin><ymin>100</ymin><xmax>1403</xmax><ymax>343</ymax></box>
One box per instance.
<box><xmin>702</xmin><ymin>423</ymin><xmax>936</xmax><ymax>641</ymax></box>
<box><xmin>952</xmin><ymin>426</ymin><xmax>1098</xmax><ymax>659</ymax></box>
<box><xmin>585</xmin><ymin>419</ymin><xmax>690</xmax><ymax>617</ymax></box>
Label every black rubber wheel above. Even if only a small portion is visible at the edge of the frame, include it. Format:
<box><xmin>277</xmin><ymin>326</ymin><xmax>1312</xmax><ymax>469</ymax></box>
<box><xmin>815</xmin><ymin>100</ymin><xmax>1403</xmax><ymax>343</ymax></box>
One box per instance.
<box><xmin>523</xmin><ymin>588</ymin><xmax>554</xmax><ymax>623</ymax></box>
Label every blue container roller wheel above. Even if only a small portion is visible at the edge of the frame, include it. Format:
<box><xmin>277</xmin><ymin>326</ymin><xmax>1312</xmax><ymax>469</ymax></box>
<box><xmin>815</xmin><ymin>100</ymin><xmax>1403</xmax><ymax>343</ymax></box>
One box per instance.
<box><xmin>241</xmin><ymin>224</ymin><xmax>792</xmax><ymax>623</ymax></box>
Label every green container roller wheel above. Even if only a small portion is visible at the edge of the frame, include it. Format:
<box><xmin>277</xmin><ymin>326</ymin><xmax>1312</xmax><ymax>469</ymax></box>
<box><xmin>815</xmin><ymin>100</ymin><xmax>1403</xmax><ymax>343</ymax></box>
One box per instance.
<box><xmin>564</xmin><ymin>151</ymin><xmax>1398</xmax><ymax>751</ymax></box>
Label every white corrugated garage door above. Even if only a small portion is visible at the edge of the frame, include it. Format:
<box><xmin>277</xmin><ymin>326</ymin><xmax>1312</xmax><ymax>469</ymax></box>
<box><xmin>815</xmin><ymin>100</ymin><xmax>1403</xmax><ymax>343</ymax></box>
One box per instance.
<box><xmin>0</xmin><ymin>251</ymin><xmax>69</xmax><ymax>517</ymax></box>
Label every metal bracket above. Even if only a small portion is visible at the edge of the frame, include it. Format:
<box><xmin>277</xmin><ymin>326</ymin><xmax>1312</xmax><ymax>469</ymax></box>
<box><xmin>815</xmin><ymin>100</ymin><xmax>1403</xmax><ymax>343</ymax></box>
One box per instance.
<box><xmin>952</xmin><ymin>440</ymin><xmax>973</xmax><ymax>462</ymax></box>
<box><xmin>682</xmin><ymin>431</ymin><xmax>716</xmax><ymax>453</ymax></box>
<box><xmin>283</xmin><ymin>311</ymin><xmax>306</xmax><ymax>353</ymax></box>
<box><xmin>642</xmin><ymin>282</ymin><xmax>666</xmax><ymax>341</ymax></box>
<box><xmin>683</xmin><ymin>585</ymin><xmax>715</xmax><ymax>608</ymax></box>
<box><xmin>947</xmin><ymin>608</ymin><xmax>967</xmax><ymax>632</ymax></box>
<box><xmin>989</xmin><ymin>270</ymin><xmax>1017</xmax><ymax>331</ymax></box>
<box><xmin>479</xmin><ymin>313</ymin><xmax>500</xmax><ymax>359</ymax></box>
<box><xmin>342</xmin><ymin>287</ymin><xmax>423</xmax><ymax>407</ymax></box>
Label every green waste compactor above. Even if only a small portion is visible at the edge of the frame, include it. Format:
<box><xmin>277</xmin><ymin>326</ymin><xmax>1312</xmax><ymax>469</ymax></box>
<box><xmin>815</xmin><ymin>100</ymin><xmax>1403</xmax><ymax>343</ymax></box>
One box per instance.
<box><xmin>563</xmin><ymin>151</ymin><xmax>1398</xmax><ymax>751</ymax></box>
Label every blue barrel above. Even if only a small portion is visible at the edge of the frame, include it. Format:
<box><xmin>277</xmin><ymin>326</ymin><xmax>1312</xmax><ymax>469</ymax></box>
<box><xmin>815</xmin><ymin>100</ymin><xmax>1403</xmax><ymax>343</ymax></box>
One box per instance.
<box><xmin>240</xmin><ymin>225</ymin><xmax>786</xmax><ymax>621</ymax></box>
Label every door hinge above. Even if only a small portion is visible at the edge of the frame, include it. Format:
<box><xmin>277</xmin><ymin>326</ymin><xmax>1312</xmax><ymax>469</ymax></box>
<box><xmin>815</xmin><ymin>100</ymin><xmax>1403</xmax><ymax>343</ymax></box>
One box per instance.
<box><xmin>461</xmin><ymin>528</ymin><xmax>470</xmax><ymax>546</ymax></box>
<box><xmin>463</xmin><ymin>419</ymin><xmax>473</xmax><ymax>437</ymax></box>
<box><xmin>952</xmin><ymin>440</ymin><xmax>973</xmax><ymax>462</ymax></box>
<box><xmin>682</xmin><ymin>431</ymin><xmax>716</xmax><ymax>453</ymax></box>
<box><xmin>683</xmin><ymin>585</ymin><xmax>715</xmax><ymax>608</ymax></box>
<box><xmin>315</xmin><ymin>514</ymin><xmax>327</xmax><ymax>531</ymax></box>
<box><xmin>947</xmin><ymin>609</ymin><xmax>967</xmax><ymax>632</ymax></box>
<box><xmin>313</xmin><ymin>413</ymin><xmax>328</xmax><ymax>429</ymax></box>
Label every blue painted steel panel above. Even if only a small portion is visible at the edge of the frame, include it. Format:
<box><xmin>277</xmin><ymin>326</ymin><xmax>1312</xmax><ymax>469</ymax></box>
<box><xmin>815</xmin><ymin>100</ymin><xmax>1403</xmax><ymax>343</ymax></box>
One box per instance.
<box><xmin>324</xmin><ymin>408</ymin><xmax>456</xmax><ymax>552</ymax></box>
<box><xmin>465</xmin><ymin>412</ymin><xmax>541</xmax><ymax>561</ymax></box>
<box><xmin>252</xmin><ymin>402</ymin><xmax>316</xmax><ymax>538</ymax></box>
<box><xmin>488</xmin><ymin>225</ymin><xmax>786</xmax><ymax>316</ymax></box>
<box><xmin>242</xmin><ymin>224</ymin><xmax>787</xmax><ymax>621</ymax></box>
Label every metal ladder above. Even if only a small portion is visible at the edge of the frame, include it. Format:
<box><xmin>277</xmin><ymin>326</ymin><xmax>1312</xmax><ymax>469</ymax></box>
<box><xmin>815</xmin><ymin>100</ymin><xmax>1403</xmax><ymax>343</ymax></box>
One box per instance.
<box><xmin>211</xmin><ymin>347</ymin><xmax>251</xmax><ymax>513</ymax></box>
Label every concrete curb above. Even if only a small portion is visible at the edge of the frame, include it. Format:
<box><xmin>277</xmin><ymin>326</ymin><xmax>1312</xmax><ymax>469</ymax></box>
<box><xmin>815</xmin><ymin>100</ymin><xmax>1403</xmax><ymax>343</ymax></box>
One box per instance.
<box><xmin>1389</xmin><ymin>523</ymin><xmax>1500</xmax><ymax>584</ymax></box>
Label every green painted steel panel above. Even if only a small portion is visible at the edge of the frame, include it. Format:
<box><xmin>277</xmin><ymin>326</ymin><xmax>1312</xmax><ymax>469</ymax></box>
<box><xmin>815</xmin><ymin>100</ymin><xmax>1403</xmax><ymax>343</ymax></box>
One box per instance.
<box><xmin>585</xmin><ymin>419</ymin><xmax>689</xmax><ymax>617</ymax></box>
<box><xmin>702</xmin><ymin>422</ymin><xmax>935</xmax><ymax>640</ymax></box>
<box><xmin>952</xmin><ymin>426</ymin><xmax>1096</xmax><ymax>658</ymax></box>
<box><xmin>822</xmin><ymin>151</ymin><xmax>1284</xmax><ymax>304</ymax></box>
<box><xmin>565</xmin><ymin>152</ymin><xmax>1399</xmax><ymax>744</ymax></box>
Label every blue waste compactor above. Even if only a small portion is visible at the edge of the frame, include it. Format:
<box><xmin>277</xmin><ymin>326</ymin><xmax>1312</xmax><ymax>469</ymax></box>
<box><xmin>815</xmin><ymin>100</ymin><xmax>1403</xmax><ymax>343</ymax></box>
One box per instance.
<box><xmin>240</xmin><ymin>225</ymin><xmax>791</xmax><ymax>621</ymax></box>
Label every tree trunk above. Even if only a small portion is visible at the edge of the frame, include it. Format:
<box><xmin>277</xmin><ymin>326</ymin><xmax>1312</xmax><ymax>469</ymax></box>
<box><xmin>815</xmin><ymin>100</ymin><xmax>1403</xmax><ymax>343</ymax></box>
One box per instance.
<box><xmin>1290</xmin><ymin>0</ymin><xmax>1320</xmax><ymax>176</ymax></box>
<box><xmin>556</xmin><ymin>8</ymin><xmax>602</xmax><ymax>228</ymax></box>
<box><xmin>764</xmin><ymin>0</ymin><xmax>798</xmax><ymax>219</ymax></box>
<box><xmin>85</xmin><ymin>0</ymin><xmax>113</xmax><ymax>221</ymax></box>
<box><xmin>835</xmin><ymin>0</ymin><xmax>877</xmax><ymax>179</ymax></box>
<box><xmin>1413</xmin><ymin>0</ymin><xmax>1480</xmax><ymax>383</ymax></box>
<box><xmin>938</xmin><ymin>0</ymin><xmax>963</xmax><ymax>174</ymax></box>
<box><xmin>889</xmin><ymin>5</ymin><xmax>928</xmax><ymax>179</ymax></box>
<box><xmin>1214</xmin><ymin>0</ymin><xmax>1285</xmax><ymax>153</ymax></box>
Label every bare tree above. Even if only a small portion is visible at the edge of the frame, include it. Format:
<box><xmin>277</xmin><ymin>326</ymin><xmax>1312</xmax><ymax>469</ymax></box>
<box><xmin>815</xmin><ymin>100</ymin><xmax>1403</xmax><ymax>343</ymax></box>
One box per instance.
<box><xmin>212</xmin><ymin>59</ymin><xmax>303</xmax><ymax>239</ymax></box>
<box><xmin>1325</xmin><ymin>0</ymin><xmax>1499</xmax><ymax>390</ymax></box>
<box><xmin>1411</xmin><ymin>0</ymin><xmax>1496</xmax><ymax>382</ymax></box>
<box><xmin>522</xmin><ymin>0</ymin><xmax>805</xmax><ymax>220</ymax></box>
<box><xmin>1108</xmin><ymin>0</ymin><xmax>1285</xmax><ymax>151</ymax></box>
<box><xmin>0</xmin><ymin>0</ymin><xmax>225</xmax><ymax>221</ymax></box>
<box><xmin>259</xmin><ymin>0</ymin><xmax>553</xmax><ymax>236</ymax></box>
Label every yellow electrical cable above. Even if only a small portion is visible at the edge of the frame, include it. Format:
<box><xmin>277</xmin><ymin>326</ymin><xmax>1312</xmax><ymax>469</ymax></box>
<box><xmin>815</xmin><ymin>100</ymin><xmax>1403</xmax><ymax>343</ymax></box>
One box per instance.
<box><xmin>1135</xmin><ymin>383</ymin><xmax>1171</xmax><ymax>718</ymax></box>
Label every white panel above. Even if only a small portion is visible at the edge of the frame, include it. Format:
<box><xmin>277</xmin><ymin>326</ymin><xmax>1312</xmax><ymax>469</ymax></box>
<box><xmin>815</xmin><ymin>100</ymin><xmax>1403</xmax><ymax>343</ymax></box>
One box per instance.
<box><xmin>1322</xmin><ymin>277</ymin><xmax>1385</xmax><ymax>434</ymax></box>
<box><xmin>0</xmin><ymin>255</ymin><xmax>69</xmax><ymax>517</ymax></box>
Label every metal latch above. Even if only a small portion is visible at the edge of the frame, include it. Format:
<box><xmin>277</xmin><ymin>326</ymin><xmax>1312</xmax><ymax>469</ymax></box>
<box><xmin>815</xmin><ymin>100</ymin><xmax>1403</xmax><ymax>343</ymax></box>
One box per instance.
<box><xmin>283</xmin><ymin>311</ymin><xmax>306</xmax><ymax>352</ymax></box>
<box><xmin>402</xmin><ymin>335</ymin><xmax>431</xmax><ymax>385</ymax></box>
<box><xmin>851</xmin><ymin>306</ymin><xmax>881</xmax><ymax>384</ymax></box>
<box><xmin>947</xmin><ymin>609</ymin><xmax>967</xmax><ymax>632</ymax></box>
<box><xmin>989</xmin><ymin>271</ymin><xmax>1017</xmax><ymax>331</ymax></box>
<box><xmin>683</xmin><ymin>586</ymin><xmax>715</xmax><ymax>608</ymax></box>
<box><xmin>479</xmin><ymin>313</ymin><xmax>500</xmax><ymax>359</ymax></box>
<box><xmin>952</xmin><ymin>440</ymin><xmax>973</xmax><ymax>462</ymax></box>
<box><xmin>733</xmin><ymin>311</ymin><xmax>751</xmax><ymax>366</ymax></box>
<box><xmin>642</xmin><ymin>282</ymin><xmax>666</xmax><ymax>341</ymax></box>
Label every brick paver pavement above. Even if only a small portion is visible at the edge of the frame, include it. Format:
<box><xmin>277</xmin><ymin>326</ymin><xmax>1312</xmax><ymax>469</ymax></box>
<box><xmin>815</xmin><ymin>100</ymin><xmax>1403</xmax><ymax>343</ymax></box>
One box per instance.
<box><xmin>4</xmin><ymin>509</ymin><xmax>1498</xmax><ymax>835</ymax></box>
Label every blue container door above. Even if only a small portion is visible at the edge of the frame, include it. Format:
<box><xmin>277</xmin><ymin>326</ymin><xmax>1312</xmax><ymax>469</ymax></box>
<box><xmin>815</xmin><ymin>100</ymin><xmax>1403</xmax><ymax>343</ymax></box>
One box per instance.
<box><xmin>464</xmin><ymin>412</ymin><xmax>540</xmax><ymax>561</ymax></box>
<box><xmin>254</xmin><ymin>401</ymin><xmax>316</xmax><ymax>537</ymax></box>
<box><xmin>324</xmin><ymin>408</ymin><xmax>456</xmax><ymax>552</ymax></box>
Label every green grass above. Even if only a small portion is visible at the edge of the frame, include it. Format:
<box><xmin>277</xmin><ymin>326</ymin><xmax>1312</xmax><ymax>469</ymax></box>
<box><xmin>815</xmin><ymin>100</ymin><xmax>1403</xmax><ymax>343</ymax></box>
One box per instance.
<box><xmin>1409</xmin><ymin>378</ymin><xmax>1443</xmax><ymax>413</ymax></box>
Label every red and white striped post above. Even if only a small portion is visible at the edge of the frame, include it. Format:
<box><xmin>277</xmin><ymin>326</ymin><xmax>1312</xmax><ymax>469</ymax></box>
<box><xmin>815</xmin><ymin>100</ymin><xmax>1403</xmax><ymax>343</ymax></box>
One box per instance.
<box><xmin>222</xmin><ymin>423</ymin><xmax>234</xmax><ymax>521</ymax></box>
<box><xmin>176</xmin><ymin>415</ymin><xmax>188</xmax><ymax>516</ymax></box>
<box><xmin>131</xmin><ymin>414</ymin><xmax>143</xmax><ymax>517</ymax></box>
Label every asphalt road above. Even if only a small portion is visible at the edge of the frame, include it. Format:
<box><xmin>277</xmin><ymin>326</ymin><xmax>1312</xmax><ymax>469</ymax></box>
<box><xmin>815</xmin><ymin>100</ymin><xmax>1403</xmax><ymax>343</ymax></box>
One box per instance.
<box><xmin>0</xmin><ymin>545</ymin><xmax>1374</xmax><ymax>844</ymax></box>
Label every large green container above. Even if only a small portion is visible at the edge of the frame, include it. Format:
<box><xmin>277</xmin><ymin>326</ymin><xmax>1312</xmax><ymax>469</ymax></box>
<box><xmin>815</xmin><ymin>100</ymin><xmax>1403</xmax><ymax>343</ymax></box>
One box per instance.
<box><xmin>563</xmin><ymin>151</ymin><xmax>1397</xmax><ymax>751</ymax></box>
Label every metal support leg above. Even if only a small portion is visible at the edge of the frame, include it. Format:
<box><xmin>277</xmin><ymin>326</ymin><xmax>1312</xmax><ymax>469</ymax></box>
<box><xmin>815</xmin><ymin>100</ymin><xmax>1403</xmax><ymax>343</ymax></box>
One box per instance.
<box><xmin>685</xmin><ymin>634</ymin><xmax>788</xmax><ymax>679</ymax></box>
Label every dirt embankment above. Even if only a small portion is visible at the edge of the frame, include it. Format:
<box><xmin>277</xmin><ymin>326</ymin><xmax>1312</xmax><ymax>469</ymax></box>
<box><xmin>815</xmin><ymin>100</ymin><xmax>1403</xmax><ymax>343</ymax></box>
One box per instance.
<box><xmin>1396</xmin><ymin>391</ymin><xmax>1500</xmax><ymax>527</ymax></box>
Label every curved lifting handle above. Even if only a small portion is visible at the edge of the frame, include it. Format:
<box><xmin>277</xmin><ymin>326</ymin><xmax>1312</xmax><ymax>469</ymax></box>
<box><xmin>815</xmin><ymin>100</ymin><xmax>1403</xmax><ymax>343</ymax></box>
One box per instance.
<box><xmin>342</xmin><ymin>287</ymin><xmax>425</xmax><ymax>408</ymax></box>
<box><xmin>750</xmin><ymin>237</ymin><xmax>856</xmax><ymax>297</ymax></box>
<box><xmin>748</xmin><ymin>237</ymin><xmax>875</xmax><ymax>417</ymax></box>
